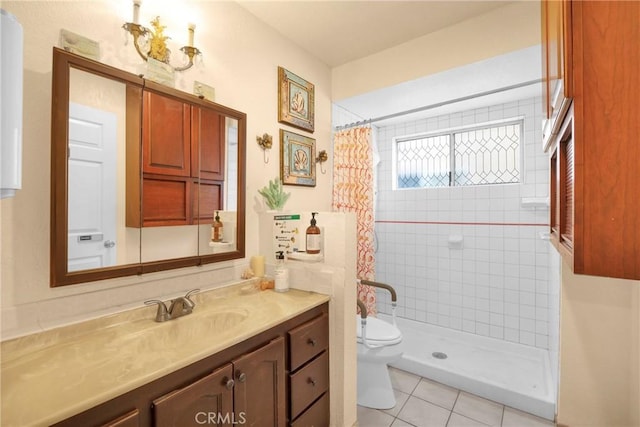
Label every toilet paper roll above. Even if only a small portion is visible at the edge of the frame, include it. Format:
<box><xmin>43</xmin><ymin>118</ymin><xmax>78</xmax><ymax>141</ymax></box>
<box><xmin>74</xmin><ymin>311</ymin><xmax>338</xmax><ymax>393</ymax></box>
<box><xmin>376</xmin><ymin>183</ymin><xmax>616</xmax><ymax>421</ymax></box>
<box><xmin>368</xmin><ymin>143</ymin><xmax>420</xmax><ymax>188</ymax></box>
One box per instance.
<box><xmin>250</xmin><ymin>255</ymin><xmax>265</xmax><ymax>277</ymax></box>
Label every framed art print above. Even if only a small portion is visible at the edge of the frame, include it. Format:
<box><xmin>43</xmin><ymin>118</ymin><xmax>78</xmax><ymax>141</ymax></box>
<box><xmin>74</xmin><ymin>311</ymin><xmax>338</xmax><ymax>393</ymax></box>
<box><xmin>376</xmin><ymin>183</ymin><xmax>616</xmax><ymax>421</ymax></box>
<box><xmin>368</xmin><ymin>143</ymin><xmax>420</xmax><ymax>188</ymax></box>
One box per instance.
<box><xmin>278</xmin><ymin>66</ymin><xmax>315</xmax><ymax>133</ymax></box>
<box><xmin>280</xmin><ymin>129</ymin><xmax>316</xmax><ymax>187</ymax></box>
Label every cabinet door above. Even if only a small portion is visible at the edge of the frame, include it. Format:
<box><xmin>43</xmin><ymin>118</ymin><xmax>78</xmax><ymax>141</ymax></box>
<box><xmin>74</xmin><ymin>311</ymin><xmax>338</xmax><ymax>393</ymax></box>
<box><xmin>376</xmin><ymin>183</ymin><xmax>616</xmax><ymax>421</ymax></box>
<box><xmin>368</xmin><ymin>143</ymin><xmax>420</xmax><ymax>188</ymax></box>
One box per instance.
<box><xmin>233</xmin><ymin>337</ymin><xmax>286</xmax><ymax>427</ymax></box>
<box><xmin>142</xmin><ymin>177</ymin><xmax>191</xmax><ymax>226</ymax></box>
<box><xmin>153</xmin><ymin>364</ymin><xmax>234</xmax><ymax>427</ymax></box>
<box><xmin>549</xmin><ymin>107</ymin><xmax>574</xmax><ymax>261</ymax></box>
<box><xmin>143</xmin><ymin>90</ymin><xmax>191</xmax><ymax>177</ymax></box>
<box><xmin>542</xmin><ymin>0</ymin><xmax>564</xmax><ymax>118</ymax></box>
<box><xmin>541</xmin><ymin>0</ymin><xmax>572</xmax><ymax>150</ymax></box>
<box><xmin>192</xmin><ymin>106</ymin><xmax>225</xmax><ymax>181</ymax></box>
<box><xmin>192</xmin><ymin>180</ymin><xmax>222</xmax><ymax>223</ymax></box>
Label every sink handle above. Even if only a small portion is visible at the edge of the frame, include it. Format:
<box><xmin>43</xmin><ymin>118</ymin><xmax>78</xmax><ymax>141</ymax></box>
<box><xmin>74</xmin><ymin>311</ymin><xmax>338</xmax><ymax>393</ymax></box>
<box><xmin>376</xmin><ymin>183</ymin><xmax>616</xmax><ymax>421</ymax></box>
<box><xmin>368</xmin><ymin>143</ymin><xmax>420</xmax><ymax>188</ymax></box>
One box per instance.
<box><xmin>184</xmin><ymin>288</ymin><xmax>200</xmax><ymax>309</ymax></box>
<box><xmin>144</xmin><ymin>299</ymin><xmax>170</xmax><ymax>322</ymax></box>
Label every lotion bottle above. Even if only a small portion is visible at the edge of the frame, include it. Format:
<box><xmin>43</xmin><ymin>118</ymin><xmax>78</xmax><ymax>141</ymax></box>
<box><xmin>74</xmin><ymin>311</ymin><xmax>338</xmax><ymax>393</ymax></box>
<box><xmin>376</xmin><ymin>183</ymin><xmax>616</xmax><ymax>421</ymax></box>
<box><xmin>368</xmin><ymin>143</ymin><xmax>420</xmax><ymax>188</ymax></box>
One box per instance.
<box><xmin>305</xmin><ymin>212</ymin><xmax>321</xmax><ymax>254</ymax></box>
<box><xmin>212</xmin><ymin>211</ymin><xmax>223</xmax><ymax>242</ymax></box>
<box><xmin>274</xmin><ymin>251</ymin><xmax>289</xmax><ymax>292</ymax></box>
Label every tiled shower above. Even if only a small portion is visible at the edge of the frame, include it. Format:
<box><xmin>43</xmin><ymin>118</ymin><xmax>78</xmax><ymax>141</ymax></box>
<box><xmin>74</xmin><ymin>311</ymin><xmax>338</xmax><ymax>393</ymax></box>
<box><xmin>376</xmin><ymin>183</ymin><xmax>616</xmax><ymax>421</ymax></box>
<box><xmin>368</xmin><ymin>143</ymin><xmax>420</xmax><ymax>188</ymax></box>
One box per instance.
<box><xmin>373</xmin><ymin>96</ymin><xmax>560</xmax><ymax>357</ymax></box>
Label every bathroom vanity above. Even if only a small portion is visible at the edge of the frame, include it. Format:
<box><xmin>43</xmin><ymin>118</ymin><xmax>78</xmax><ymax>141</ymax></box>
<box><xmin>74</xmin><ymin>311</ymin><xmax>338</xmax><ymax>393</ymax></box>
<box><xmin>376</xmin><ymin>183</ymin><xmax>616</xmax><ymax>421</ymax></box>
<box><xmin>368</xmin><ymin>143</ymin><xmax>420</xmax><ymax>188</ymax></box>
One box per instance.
<box><xmin>0</xmin><ymin>284</ymin><xmax>330</xmax><ymax>426</ymax></box>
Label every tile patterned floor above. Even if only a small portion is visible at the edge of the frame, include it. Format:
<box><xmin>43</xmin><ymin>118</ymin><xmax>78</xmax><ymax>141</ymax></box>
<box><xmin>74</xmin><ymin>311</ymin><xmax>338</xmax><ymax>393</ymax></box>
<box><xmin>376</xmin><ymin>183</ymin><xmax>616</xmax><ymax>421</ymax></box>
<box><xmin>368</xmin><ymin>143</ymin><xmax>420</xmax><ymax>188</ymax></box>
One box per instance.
<box><xmin>356</xmin><ymin>367</ymin><xmax>556</xmax><ymax>427</ymax></box>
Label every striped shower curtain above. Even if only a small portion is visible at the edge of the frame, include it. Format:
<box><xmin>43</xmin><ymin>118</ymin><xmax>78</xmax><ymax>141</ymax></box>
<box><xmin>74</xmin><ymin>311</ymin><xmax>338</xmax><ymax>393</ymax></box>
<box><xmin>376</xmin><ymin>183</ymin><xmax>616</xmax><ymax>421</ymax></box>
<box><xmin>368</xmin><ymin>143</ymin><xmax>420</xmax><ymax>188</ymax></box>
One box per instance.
<box><xmin>332</xmin><ymin>126</ymin><xmax>377</xmax><ymax>315</ymax></box>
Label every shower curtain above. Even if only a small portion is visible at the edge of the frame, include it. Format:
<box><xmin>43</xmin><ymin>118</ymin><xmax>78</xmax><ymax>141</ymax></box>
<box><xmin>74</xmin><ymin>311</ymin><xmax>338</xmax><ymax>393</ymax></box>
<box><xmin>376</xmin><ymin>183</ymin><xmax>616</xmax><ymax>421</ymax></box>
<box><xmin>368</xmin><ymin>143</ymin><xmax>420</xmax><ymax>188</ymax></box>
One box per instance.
<box><xmin>332</xmin><ymin>126</ymin><xmax>377</xmax><ymax>315</ymax></box>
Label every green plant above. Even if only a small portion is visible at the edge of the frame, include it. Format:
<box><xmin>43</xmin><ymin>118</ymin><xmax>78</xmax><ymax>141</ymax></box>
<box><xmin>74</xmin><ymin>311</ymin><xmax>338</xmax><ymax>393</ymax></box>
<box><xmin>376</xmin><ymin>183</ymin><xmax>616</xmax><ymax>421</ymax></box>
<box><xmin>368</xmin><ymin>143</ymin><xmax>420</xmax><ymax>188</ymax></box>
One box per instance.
<box><xmin>258</xmin><ymin>177</ymin><xmax>290</xmax><ymax>210</ymax></box>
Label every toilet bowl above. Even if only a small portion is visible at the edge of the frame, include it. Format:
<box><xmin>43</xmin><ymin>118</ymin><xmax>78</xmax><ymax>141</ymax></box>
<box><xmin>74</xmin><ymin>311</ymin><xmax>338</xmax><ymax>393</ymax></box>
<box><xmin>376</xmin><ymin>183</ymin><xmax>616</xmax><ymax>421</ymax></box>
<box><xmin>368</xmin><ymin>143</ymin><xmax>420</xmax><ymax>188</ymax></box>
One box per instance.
<box><xmin>356</xmin><ymin>314</ymin><xmax>403</xmax><ymax>409</ymax></box>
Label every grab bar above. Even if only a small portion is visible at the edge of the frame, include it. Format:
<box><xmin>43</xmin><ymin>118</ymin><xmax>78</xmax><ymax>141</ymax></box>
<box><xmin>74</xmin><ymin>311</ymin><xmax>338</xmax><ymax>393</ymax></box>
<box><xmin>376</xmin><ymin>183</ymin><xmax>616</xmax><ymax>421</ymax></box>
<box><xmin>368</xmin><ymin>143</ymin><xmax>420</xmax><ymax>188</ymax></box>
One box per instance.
<box><xmin>357</xmin><ymin>299</ymin><xmax>381</xmax><ymax>349</ymax></box>
<box><xmin>356</xmin><ymin>299</ymin><xmax>367</xmax><ymax>319</ymax></box>
<box><xmin>357</xmin><ymin>279</ymin><xmax>400</xmax><ymax>349</ymax></box>
<box><xmin>357</xmin><ymin>279</ymin><xmax>398</xmax><ymax>327</ymax></box>
<box><xmin>359</xmin><ymin>279</ymin><xmax>397</xmax><ymax>302</ymax></box>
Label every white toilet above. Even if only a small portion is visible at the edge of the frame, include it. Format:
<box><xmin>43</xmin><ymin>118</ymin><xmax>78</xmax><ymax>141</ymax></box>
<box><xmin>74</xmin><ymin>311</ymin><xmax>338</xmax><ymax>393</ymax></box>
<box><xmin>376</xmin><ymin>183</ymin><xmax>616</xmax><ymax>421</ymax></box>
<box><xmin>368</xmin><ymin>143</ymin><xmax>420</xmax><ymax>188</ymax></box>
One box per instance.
<box><xmin>356</xmin><ymin>280</ymin><xmax>403</xmax><ymax>410</ymax></box>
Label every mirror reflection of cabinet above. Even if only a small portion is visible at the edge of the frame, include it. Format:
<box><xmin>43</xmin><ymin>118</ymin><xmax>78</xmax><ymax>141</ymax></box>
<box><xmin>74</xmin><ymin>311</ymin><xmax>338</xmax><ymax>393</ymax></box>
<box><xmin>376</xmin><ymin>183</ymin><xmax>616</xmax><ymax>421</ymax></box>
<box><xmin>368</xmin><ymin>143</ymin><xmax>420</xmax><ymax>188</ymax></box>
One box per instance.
<box><xmin>51</xmin><ymin>48</ymin><xmax>246</xmax><ymax>287</ymax></box>
<box><xmin>130</xmin><ymin>88</ymin><xmax>225</xmax><ymax>228</ymax></box>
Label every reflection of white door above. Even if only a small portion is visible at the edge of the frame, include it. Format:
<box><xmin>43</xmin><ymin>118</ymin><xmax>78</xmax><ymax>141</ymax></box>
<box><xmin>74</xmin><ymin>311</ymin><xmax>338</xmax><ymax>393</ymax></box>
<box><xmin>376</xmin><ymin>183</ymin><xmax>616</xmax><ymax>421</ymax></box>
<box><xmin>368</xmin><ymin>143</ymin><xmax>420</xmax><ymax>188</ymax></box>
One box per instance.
<box><xmin>67</xmin><ymin>103</ymin><xmax>117</xmax><ymax>272</ymax></box>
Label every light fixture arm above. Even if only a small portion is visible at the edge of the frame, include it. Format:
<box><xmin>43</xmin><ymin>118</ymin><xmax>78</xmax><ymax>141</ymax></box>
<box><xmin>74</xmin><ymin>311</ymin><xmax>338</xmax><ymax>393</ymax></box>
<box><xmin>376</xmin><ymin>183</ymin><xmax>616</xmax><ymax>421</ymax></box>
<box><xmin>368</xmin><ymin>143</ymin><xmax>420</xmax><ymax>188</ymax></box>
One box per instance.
<box><xmin>174</xmin><ymin>46</ymin><xmax>201</xmax><ymax>72</ymax></box>
<box><xmin>122</xmin><ymin>22</ymin><xmax>150</xmax><ymax>61</ymax></box>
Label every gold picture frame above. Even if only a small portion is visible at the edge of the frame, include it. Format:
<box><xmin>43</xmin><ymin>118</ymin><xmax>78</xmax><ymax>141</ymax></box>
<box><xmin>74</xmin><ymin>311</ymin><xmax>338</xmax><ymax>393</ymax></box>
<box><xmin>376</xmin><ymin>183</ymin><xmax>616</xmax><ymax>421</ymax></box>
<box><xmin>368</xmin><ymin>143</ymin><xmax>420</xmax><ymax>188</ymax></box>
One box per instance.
<box><xmin>278</xmin><ymin>66</ymin><xmax>315</xmax><ymax>133</ymax></box>
<box><xmin>280</xmin><ymin>129</ymin><xmax>316</xmax><ymax>187</ymax></box>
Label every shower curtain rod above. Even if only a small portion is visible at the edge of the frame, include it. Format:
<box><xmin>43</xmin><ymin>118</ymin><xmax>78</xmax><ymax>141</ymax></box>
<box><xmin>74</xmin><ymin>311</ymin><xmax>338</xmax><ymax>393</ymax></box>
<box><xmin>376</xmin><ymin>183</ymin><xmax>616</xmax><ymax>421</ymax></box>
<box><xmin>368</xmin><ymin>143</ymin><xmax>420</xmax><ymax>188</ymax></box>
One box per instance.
<box><xmin>334</xmin><ymin>78</ymin><xmax>543</xmax><ymax>131</ymax></box>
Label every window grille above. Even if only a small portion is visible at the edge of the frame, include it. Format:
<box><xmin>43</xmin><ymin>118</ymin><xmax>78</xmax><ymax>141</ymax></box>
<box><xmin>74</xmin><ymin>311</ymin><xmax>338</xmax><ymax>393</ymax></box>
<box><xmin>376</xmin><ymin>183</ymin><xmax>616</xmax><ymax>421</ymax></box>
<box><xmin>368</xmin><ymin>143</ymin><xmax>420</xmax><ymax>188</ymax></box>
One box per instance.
<box><xmin>395</xmin><ymin>119</ymin><xmax>522</xmax><ymax>189</ymax></box>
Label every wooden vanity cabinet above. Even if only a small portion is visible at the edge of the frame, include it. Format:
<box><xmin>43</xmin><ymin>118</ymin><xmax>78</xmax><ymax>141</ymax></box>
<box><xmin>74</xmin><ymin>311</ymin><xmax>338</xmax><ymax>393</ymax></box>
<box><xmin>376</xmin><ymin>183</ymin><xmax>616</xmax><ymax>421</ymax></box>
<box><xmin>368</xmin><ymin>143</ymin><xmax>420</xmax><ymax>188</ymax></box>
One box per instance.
<box><xmin>127</xmin><ymin>85</ymin><xmax>225</xmax><ymax>228</ymax></box>
<box><xmin>152</xmin><ymin>364</ymin><xmax>234</xmax><ymax>427</ymax></box>
<box><xmin>544</xmin><ymin>0</ymin><xmax>640</xmax><ymax>279</ymax></box>
<box><xmin>53</xmin><ymin>303</ymin><xmax>328</xmax><ymax>427</ymax></box>
<box><xmin>153</xmin><ymin>337</ymin><xmax>285</xmax><ymax>427</ymax></box>
<box><xmin>233</xmin><ymin>337</ymin><xmax>286</xmax><ymax>426</ymax></box>
<box><xmin>287</xmin><ymin>313</ymin><xmax>330</xmax><ymax>426</ymax></box>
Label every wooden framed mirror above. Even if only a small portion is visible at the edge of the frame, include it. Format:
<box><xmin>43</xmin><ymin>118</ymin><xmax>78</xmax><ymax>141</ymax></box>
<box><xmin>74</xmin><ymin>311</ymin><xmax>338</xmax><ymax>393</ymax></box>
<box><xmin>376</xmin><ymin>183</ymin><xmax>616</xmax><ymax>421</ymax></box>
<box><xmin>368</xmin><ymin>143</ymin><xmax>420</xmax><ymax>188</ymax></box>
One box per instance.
<box><xmin>51</xmin><ymin>48</ymin><xmax>246</xmax><ymax>287</ymax></box>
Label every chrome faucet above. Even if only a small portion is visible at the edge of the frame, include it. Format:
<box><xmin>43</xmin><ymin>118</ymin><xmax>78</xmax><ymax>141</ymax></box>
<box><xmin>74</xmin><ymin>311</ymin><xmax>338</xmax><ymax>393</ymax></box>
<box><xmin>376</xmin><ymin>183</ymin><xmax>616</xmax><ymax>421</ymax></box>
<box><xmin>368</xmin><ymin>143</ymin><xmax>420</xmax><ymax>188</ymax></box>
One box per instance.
<box><xmin>145</xmin><ymin>289</ymin><xmax>200</xmax><ymax>322</ymax></box>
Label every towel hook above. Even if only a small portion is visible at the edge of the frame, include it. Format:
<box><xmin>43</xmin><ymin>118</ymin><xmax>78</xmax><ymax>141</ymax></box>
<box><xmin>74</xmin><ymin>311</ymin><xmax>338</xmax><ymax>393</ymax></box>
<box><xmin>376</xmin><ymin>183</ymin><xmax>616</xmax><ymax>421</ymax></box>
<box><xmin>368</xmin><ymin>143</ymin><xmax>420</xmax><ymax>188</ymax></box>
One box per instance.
<box><xmin>315</xmin><ymin>150</ymin><xmax>328</xmax><ymax>174</ymax></box>
<box><xmin>257</xmin><ymin>133</ymin><xmax>273</xmax><ymax>164</ymax></box>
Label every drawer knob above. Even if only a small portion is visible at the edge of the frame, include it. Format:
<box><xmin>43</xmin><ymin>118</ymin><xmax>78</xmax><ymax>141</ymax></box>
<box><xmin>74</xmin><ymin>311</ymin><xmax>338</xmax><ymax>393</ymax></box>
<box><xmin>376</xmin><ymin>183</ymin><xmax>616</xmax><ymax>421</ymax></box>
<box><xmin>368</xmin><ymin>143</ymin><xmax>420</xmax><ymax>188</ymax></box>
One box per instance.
<box><xmin>307</xmin><ymin>338</ymin><xmax>317</xmax><ymax>346</ymax></box>
<box><xmin>307</xmin><ymin>377</ymin><xmax>317</xmax><ymax>387</ymax></box>
<box><xmin>236</xmin><ymin>372</ymin><xmax>247</xmax><ymax>383</ymax></box>
<box><xmin>224</xmin><ymin>378</ymin><xmax>235</xmax><ymax>390</ymax></box>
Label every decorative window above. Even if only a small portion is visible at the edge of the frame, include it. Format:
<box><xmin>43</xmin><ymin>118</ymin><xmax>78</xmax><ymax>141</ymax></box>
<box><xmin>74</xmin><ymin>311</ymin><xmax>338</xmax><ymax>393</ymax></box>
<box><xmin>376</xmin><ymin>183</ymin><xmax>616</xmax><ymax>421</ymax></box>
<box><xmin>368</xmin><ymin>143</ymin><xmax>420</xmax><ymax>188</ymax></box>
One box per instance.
<box><xmin>395</xmin><ymin>119</ymin><xmax>522</xmax><ymax>188</ymax></box>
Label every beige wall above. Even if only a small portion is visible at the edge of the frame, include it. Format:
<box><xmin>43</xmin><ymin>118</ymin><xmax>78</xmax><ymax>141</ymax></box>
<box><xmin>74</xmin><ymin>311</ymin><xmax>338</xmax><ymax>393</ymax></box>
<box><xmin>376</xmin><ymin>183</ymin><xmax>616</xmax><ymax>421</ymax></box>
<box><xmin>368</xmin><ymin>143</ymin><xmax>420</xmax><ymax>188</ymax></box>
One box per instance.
<box><xmin>0</xmin><ymin>1</ymin><xmax>333</xmax><ymax>338</ymax></box>
<box><xmin>557</xmin><ymin>261</ymin><xmax>640</xmax><ymax>427</ymax></box>
<box><xmin>331</xmin><ymin>1</ymin><xmax>541</xmax><ymax>101</ymax></box>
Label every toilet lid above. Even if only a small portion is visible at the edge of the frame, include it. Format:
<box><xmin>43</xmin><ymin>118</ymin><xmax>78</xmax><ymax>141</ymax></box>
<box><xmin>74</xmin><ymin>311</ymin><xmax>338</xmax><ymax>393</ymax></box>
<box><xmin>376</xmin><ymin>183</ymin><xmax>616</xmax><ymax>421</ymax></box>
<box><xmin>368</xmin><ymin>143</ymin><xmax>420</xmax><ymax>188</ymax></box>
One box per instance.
<box><xmin>356</xmin><ymin>315</ymin><xmax>402</xmax><ymax>345</ymax></box>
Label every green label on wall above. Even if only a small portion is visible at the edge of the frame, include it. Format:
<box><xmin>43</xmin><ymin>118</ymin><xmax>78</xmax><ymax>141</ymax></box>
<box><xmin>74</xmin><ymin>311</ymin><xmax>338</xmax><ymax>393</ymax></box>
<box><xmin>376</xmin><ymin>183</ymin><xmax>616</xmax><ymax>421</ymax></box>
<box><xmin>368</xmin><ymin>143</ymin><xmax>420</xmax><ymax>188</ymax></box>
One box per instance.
<box><xmin>273</xmin><ymin>214</ymin><xmax>300</xmax><ymax>220</ymax></box>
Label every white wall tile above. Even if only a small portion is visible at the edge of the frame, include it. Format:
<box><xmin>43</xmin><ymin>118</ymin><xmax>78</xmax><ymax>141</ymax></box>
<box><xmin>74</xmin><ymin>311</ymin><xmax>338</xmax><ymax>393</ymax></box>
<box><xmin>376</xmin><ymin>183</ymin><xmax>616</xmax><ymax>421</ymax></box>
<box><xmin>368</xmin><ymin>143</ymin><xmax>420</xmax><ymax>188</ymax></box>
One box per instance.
<box><xmin>374</xmin><ymin>96</ymin><xmax>557</xmax><ymax>350</ymax></box>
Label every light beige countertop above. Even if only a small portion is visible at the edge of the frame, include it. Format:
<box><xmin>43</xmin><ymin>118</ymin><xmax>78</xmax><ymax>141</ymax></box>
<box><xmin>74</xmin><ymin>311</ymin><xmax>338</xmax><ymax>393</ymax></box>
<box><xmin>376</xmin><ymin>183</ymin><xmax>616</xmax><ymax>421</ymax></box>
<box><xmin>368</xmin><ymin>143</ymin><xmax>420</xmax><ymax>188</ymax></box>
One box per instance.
<box><xmin>1</xmin><ymin>282</ymin><xmax>330</xmax><ymax>426</ymax></box>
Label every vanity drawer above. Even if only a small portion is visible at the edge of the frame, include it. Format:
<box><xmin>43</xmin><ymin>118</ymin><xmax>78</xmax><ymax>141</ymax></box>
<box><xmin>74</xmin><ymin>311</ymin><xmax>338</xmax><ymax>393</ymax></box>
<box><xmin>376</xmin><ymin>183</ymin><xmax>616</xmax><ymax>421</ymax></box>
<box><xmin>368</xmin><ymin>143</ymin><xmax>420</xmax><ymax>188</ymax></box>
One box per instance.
<box><xmin>288</xmin><ymin>313</ymin><xmax>328</xmax><ymax>371</ymax></box>
<box><xmin>290</xmin><ymin>392</ymin><xmax>329</xmax><ymax>427</ymax></box>
<box><xmin>289</xmin><ymin>351</ymin><xmax>329</xmax><ymax>420</ymax></box>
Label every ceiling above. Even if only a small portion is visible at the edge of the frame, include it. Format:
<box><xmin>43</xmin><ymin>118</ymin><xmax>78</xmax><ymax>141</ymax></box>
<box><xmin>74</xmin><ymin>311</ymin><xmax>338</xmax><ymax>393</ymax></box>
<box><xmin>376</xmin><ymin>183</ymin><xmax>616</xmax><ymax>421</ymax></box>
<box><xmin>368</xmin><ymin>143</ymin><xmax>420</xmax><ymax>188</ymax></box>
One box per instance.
<box><xmin>237</xmin><ymin>1</ymin><xmax>540</xmax><ymax>127</ymax></box>
<box><xmin>236</xmin><ymin>0</ymin><xmax>512</xmax><ymax>68</ymax></box>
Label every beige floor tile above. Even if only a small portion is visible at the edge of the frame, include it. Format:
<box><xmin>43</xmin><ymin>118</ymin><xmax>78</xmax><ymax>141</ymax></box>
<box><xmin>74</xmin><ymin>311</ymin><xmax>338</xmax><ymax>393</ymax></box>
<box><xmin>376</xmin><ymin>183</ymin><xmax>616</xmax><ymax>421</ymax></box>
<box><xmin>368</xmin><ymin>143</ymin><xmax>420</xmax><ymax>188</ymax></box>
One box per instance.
<box><xmin>452</xmin><ymin>392</ymin><xmax>504</xmax><ymax>426</ymax></box>
<box><xmin>502</xmin><ymin>407</ymin><xmax>555</xmax><ymax>427</ymax></box>
<box><xmin>413</xmin><ymin>378</ymin><xmax>460</xmax><ymax>410</ymax></box>
<box><xmin>391</xmin><ymin>418</ymin><xmax>417</xmax><ymax>427</ymax></box>
<box><xmin>389</xmin><ymin>366</ymin><xmax>421</xmax><ymax>394</ymax></box>
<box><xmin>357</xmin><ymin>405</ymin><xmax>396</xmax><ymax>427</ymax></box>
<box><xmin>397</xmin><ymin>396</ymin><xmax>452</xmax><ymax>427</ymax></box>
<box><xmin>382</xmin><ymin>389</ymin><xmax>411</xmax><ymax>417</ymax></box>
<box><xmin>447</xmin><ymin>412</ymin><xmax>489</xmax><ymax>427</ymax></box>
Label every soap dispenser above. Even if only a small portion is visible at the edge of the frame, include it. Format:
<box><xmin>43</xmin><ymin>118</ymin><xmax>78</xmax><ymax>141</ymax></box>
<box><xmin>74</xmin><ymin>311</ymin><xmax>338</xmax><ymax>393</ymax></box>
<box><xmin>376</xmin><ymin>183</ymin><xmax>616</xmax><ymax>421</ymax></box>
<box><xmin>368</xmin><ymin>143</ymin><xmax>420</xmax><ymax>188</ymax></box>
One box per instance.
<box><xmin>211</xmin><ymin>211</ymin><xmax>223</xmax><ymax>242</ymax></box>
<box><xmin>305</xmin><ymin>212</ymin><xmax>321</xmax><ymax>254</ymax></box>
<box><xmin>274</xmin><ymin>251</ymin><xmax>289</xmax><ymax>292</ymax></box>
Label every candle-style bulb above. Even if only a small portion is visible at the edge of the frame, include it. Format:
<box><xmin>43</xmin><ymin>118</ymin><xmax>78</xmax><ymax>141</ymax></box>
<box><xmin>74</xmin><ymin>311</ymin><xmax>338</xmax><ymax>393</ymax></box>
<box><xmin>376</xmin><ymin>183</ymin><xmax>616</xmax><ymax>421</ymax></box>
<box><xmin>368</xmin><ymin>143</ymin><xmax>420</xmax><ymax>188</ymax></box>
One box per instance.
<box><xmin>133</xmin><ymin>0</ymin><xmax>141</xmax><ymax>24</ymax></box>
<box><xmin>188</xmin><ymin>23</ymin><xmax>195</xmax><ymax>47</ymax></box>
